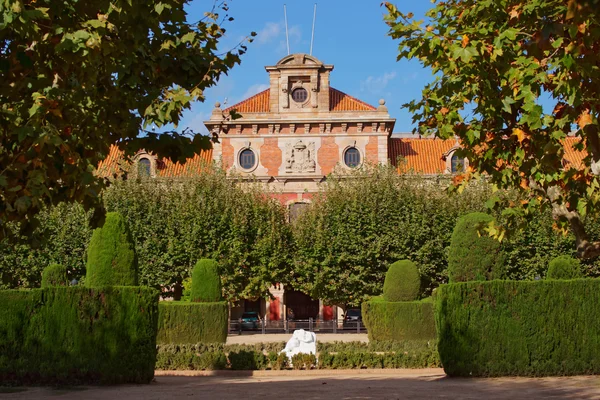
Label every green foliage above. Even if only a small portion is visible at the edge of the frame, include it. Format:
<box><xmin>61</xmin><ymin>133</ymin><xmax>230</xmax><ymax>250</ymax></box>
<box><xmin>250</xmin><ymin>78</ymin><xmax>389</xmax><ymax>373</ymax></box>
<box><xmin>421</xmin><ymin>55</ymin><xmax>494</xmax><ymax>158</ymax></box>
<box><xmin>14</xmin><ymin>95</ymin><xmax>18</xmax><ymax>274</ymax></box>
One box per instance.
<box><xmin>293</xmin><ymin>166</ymin><xmax>495</xmax><ymax>303</ymax></box>
<box><xmin>103</xmin><ymin>175</ymin><xmax>293</xmax><ymax>301</ymax></box>
<box><xmin>40</xmin><ymin>264</ymin><xmax>68</xmax><ymax>288</ymax></box>
<box><xmin>155</xmin><ymin>340</ymin><xmax>438</xmax><ymax>370</ymax></box>
<box><xmin>362</xmin><ymin>300</ymin><xmax>436</xmax><ymax>342</ymax></box>
<box><xmin>383</xmin><ymin>260</ymin><xmax>421</xmax><ymax>301</ymax></box>
<box><xmin>157</xmin><ymin>301</ymin><xmax>228</xmax><ymax>344</ymax></box>
<box><xmin>448</xmin><ymin>212</ymin><xmax>504</xmax><ymax>282</ymax></box>
<box><xmin>191</xmin><ymin>259</ymin><xmax>222</xmax><ymax>302</ymax></box>
<box><xmin>0</xmin><ymin>286</ymin><xmax>158</xmax><ymax>385</ymax></box>
<box><xmin>0</xmin><ymin>202</ymin><xmax>91</xmax><ymax>290</ymax></box>
<box><xmin>0</xmin><ymin>1</ymin><xmax>254</xmax><ymax>234</ymax></box>
<box><xmin>547</xmin><ymin>255</ymin><xmax>583</xmax><ymax>279</ymax></box>
<box><xmin>86</xmin><ymin>212</ymin><xmax>138</xmax><ymax>287</ymax></box>
<box><xmin>384</xmin><ymin>1</ymin><xmax>600</xmax><ymax>258</ymax></box>
<box><xmin>435</xmin><ymin>279</ymin><xmax>600</xmax><ymax>377</ymax></box>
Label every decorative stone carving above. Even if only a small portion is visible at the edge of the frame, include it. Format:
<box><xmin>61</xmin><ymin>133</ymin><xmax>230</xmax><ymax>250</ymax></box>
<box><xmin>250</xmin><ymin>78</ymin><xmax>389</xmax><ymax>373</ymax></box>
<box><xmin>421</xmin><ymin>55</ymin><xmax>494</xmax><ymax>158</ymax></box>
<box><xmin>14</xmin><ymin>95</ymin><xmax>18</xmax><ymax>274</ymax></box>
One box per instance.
<box><xmin>357</xmin><ymin>123</ymin><xmax>363</xmax><ymax>133</ymax></box>
<box><xmin>326</xmin><ymin>123</ymin><xmax>331</xmax><ymax>134</ymax></box>
<box><xmin>235</xmin><ymin>124</ymin><xmax>242</xmax><ymax>135</ymax></box>
<box><xmin>310</xmin><ymin>75</ymin><xmax>318</xmax><ymax>108</ymax></box>
<box><xmin>252</xmin><ymin>124</ymin><xmax>258</xmax><ymax>135</ymax></box>
<box><xmin>285</xmin><ymin>140</ymin><xmax>316</xmax><ymax>173</ymax></box>
<box><xmin>304</xmin><ymin>123</ymin><xmax>310</xmax><ymax>134</ymax></box>
<box><xmin>319</xmin><ymin>124</ymin><xmax>325</xmax><ymax>134</ymax></box>
<box><xmin>281</xmin><ymin>329</ymin><xmax>317</xmax><ymax>363</ymax></box>
<box><xmin>372</xmin><ymin>123</ymin><xmax>378</xmax><ymax>133</ymax></box>
<box><xmin>290</xmin><ymin>124</ymin><xmax>296</xmax><ymax>134</ymax></box>
<box><xmin>268</xmin><ymin>124</ymin><xmax>274</xmax><ymax>134</ymax></box>
<box><xmin>275</xmin><ymin>124</ymin><xmax>281</xmax><ymax>134</ymax></box>
<box><xmin>341</xmin><ymin>123</ymin><xmax>347</xmax><ymax>133</ymax></box>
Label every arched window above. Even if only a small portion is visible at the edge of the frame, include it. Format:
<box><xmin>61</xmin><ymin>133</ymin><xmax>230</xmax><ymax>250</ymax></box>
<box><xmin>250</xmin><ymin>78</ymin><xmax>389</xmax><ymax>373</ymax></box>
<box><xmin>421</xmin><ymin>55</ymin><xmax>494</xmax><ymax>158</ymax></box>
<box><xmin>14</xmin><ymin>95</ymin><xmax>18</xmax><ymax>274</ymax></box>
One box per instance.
<box><xmin>344</xmin><ymin>147</ymin><xmax>361</xmax><ymax>168</ymax></box>
<box><xmin>138</xmin><ymin>157</ymin><xmax>151</xmax><ymax>177</ymax></box>
<box><xmin>450</xmin><ymin>153</ymin><xmax>464</xmax><ymax>173</ymax></box>
<box><xmin>239</xmin><ymin>148</ymin><xmax>256</xmax><ymax>170</ymax></box>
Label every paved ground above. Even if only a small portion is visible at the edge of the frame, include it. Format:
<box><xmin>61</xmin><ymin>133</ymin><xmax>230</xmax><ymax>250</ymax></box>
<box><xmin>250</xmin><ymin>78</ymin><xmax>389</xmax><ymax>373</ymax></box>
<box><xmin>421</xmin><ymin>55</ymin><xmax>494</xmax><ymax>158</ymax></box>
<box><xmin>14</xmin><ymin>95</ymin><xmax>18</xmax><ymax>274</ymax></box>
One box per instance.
<box><xmin>226</xmin><ymin>333</ymin><xmax>368</xmax><ymax>344</ymax></box>
<box><xmin>3</xmin><ymin>369</ymin><xmax>600</xmax><ymax>400</ymax></box>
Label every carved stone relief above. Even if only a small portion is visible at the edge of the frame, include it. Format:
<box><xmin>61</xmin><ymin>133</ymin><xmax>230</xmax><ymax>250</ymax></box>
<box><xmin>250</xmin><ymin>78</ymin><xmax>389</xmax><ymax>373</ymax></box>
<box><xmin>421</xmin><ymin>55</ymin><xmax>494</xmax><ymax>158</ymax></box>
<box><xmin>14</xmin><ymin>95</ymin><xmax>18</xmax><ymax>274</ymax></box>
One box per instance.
<box><xmin>285</xmin><ymin>140</ymin><xmax>316</xmax><ymax>174</ymax></box>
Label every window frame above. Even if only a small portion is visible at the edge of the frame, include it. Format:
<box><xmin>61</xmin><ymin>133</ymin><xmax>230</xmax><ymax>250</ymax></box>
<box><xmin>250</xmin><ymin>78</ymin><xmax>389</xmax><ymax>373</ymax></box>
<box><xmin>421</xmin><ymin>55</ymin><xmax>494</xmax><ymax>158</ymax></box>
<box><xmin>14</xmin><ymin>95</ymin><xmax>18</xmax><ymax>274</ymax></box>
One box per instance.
<box><xmin>343</xmin><ymin>147</ymin><xmax>362</xmax><ymax>169</ymax></box>
<box><xmin>238</xmin><ymin>148</ymin><xmax>257</xmax><ymax>171</ymax></box>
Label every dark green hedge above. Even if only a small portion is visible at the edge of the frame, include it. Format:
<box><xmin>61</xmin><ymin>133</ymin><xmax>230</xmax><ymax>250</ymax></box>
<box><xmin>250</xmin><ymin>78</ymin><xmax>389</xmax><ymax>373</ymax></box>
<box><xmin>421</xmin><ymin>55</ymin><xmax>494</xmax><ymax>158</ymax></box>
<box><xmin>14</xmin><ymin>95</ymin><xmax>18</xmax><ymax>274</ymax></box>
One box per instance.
<box><xmin>0</xmin><ymin>286</ymin><xmax>158</xmax><ymax>385</ymax></box>
<box><xmin>435</xmin><ymin>279</ymin><xmax>600</xmax><ymax>377</ymax></box>
<box><xmin>362</xmin><ymin>299</ymin><xmax>436</xmax><ymax>341</ymax></box>
<box><xmin>157</xmin><ymin>301</ymin><xmax>228</xmax><ymax>344</ymax></box>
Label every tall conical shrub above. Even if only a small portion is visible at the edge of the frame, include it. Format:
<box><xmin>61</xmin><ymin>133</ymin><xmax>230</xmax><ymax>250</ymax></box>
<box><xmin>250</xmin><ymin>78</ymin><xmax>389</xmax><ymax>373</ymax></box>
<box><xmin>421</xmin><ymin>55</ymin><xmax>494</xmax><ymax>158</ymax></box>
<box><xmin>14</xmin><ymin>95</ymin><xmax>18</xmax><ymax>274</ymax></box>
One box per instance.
<box><xmin>383</xmin><ymin>260</ymin><xmax>421</xmax><ymax>302</ymax></box>
<box><xmin>547</xmin><ymin>255</ymin><xmax>583</xmax><ymax>280</ymax></box>
<box><xmin>41</xmin><ymin>264</ymin><xmax>69</xmax><ymax>288</ymax></box>
<box><xmin>191</xmin><ymin>259</ymin><xmax>222</xmax><ymax>302</ymax></box>
<box><xmin>447</xmin><ymin>212</ymin><xmax>504</xmax><ymax>283</ymax></box>
<box><xmin>86</xmin><ymin>212</ymin><xmax>138</xmax><ymax>287</ymax></box>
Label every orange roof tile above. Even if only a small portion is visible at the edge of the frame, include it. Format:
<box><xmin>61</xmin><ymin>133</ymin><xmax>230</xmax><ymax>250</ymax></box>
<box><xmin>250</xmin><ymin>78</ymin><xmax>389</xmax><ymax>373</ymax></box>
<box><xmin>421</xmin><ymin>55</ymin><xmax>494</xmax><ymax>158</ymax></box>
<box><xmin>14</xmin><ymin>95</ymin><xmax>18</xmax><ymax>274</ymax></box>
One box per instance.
<box><xmin>389</xmin><ymin>138</ymin><xmax>456</xmax><ymax>174</ymax></box>
<box><xmin>97</xmin><ymin>145</ymin><xmax>213</xmax><ymax>178</ymax></box>
<box><xmin>329</xmin><ymin>88</ymin><xmax>376</xmax><ymax>112</ymax></box>
<box><xmin>222</xmin><ymin>87</ymin><xmax>376</xmax><ymax>114</ymax></box>
<box><xmin>390</xmin><ymin>137</ymin><xmax>588</xmax><ymax>174</ymax></box>
<box><xmin>224</xmin><ymin>89</ymin><xmax>270</xmax><ymax>113</ymax></box>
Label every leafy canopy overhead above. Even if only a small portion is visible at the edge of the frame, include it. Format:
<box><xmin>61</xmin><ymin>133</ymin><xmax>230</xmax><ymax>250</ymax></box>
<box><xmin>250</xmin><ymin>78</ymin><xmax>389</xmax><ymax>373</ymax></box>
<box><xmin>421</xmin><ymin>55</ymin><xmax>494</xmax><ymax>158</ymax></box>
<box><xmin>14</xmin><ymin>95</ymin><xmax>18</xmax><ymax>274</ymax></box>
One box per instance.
<box><xmin>384</xmin><ymin>0</ymin><xmax>600</xmax><ymax>258</ymax></box>
<box><xmin>0</xmin><ymin>0</ymin><xmax>253</xmax><ymax>235</ymax></box>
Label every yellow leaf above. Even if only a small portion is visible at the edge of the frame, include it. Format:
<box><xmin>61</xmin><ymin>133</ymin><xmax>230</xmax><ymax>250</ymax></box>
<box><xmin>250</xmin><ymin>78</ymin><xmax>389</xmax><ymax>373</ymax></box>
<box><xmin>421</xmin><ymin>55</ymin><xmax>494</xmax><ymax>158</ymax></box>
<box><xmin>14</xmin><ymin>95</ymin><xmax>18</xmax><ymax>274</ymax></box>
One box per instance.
<box><xmin>461</xmin><ymin>35</ymin><xmax>469</xmax><ymax>48</ymax></box>
<box><xmin>513</xmin><ymin>128</ymin><xmax>526</xmax><ymax>143</ymax></box>
<box><xmin>577</xmin><ymin>110</ymin><xmax>593</xmax><ymax>129</ymax></box>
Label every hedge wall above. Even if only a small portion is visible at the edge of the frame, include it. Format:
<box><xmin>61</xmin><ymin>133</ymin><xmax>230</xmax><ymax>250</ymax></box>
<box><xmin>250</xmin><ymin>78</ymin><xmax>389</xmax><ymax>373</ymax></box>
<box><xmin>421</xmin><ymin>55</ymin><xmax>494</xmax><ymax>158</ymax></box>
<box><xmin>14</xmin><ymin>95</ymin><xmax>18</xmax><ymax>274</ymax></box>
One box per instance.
<box><xmin>157</xmin><ymin>301</ymin><xmax>228</xmax><ymax>344</ymax></box>
<box><xmin>435</xmin><ymin>279</ymin><xmax>600</xmax><ymax>377</ymax></box>
<box><xmin>0</xmin><ymin>286</ymin><xmax>158</xmax><ymax>385</ymax></box>
<box><xmin>362</xmin><ymin>299</ymin><xmax>436</xmax><ymax>341</ymax></box>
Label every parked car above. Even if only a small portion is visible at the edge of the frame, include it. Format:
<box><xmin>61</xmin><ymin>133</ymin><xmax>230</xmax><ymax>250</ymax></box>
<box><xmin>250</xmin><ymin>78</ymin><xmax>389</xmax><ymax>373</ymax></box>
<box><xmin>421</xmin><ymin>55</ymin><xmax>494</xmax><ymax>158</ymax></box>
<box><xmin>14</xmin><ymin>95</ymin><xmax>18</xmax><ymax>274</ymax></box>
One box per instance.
<box><xmin>343</xmin><ymin>308</ymin><xmax>362</xmax><ymax>328</ymax></box>
<box><xmin>240</xmin><ymin>311</ymin><xmax>261</xmax><ymax>330</ymax></box>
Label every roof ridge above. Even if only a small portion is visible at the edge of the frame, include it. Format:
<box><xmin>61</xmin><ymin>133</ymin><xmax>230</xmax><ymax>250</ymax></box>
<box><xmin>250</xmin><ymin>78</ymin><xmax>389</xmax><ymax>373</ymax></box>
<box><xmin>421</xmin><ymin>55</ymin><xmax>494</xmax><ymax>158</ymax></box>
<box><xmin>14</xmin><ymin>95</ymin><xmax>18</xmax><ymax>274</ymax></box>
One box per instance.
<box><xmin>224</xmin><ymin>88</ymin><xmax>271</xmax><ymax>112</ymax></box>
<box><xmin>329</xmin><ymin>87</ymin><xmax>376</xmax><ymax>110</ymax></box>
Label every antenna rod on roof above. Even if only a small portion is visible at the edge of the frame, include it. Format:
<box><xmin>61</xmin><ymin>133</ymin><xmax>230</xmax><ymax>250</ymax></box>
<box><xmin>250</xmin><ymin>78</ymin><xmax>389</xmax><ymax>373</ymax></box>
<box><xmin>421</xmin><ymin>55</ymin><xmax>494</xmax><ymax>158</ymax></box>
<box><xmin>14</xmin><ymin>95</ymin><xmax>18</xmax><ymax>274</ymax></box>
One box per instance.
<box><xmin>310</xmin><ymin>3</ymin><xmax>317</xmax><ymax>55</ymax></box>
<box><xmin>284</xmin><ymin>4</ymin><xmax>290</xmax><ymax>55</ymax></box>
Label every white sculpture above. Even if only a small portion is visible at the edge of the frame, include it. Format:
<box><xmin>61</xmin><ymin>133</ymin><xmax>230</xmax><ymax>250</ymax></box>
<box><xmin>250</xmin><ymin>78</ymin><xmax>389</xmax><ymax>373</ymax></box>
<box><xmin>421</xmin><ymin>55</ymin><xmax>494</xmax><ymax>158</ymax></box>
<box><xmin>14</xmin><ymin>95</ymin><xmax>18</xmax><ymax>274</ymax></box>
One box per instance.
<box><xmin>281</xmin><ymin>329</ymin><xmax>317</xmax><ymax>362</ymax></box>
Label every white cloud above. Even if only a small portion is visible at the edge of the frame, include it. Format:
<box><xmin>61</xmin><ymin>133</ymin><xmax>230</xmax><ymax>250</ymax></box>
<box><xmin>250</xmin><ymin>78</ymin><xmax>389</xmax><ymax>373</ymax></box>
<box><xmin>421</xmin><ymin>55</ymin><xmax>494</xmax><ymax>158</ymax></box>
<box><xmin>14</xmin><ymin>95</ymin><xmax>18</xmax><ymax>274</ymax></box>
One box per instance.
<box><xmin>361</xmin><ymin>72</ymin><xmax>397</xmax><ymax>94</ymax></box>
<box><xmin>256</xmin><ymin>22</ymin><xmax>282</xmax><ymax>45</ymax></box>
<box><xmin>241</xmin><ymin>83</ymin><xmax>270</xmax><ymax>100</ymax></box>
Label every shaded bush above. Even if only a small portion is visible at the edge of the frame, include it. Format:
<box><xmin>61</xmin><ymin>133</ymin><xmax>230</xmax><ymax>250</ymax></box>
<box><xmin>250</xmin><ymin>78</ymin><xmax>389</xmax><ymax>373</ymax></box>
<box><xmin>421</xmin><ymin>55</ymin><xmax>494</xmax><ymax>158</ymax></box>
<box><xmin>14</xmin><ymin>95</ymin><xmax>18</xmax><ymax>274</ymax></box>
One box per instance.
<box><xmin>362</xmin><ymin>299</ymin><xmax>435</xmax><ymax>341</ymax></box>
<box><xmin>41</xmin><ymin>264</ymin><xmax>68</xmax><ymax>288</ymax></box>
<box><xmin>383</xmin><ymin>260</ymin><xmax>420</xmax><ymax>302</ymax></box>
<box><xmin>157</xmin><ymin>301</ymin><xmax>228</xmax><ymax>344</ymax></box>
<box><xmin>447</xmin><ymin>212</ymin><xmax>504</xmax><ymax>282</ymax></box>
<box><xmin>547</xmin><ymin>255</ymin><xmax>583</xmax><ymax>279</ymax></box>
<box><xmin>0</xmin><ymin>287</ymin><xmax>158</xmax><ymax>385</ymax></box>
<box><xmin>155</xmin><ymin>344</ymin><xmax>227</xmax><ymax>370</ymax></box>
<box><xmin>191</xmin><ymin>259</ymin><xmax>222</xmax><ymax>302</ymax></box>
<box><xmin>435</xmin><ymin>279</ymin><xmax>600</xmax><ymax>377</ymax></box>
<box><xmin>85</xmin><ymin>212</ymin><xmax>138</xmax><ymax>287</ymax></box>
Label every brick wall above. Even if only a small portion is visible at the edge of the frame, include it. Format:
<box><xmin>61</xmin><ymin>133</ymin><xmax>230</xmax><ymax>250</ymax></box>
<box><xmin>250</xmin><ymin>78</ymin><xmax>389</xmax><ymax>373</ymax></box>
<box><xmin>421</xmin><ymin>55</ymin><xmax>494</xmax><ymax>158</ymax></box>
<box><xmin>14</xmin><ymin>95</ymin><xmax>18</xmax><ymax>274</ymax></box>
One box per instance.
<box><xmin>317</xmin><ymin>137</ymin><xmax>339</xmax><ymax>175</ymax></box>
<box><xmin>260</xmin><ymin>138</ymin><xmax>282</xmax><ymax>176</ymax></box>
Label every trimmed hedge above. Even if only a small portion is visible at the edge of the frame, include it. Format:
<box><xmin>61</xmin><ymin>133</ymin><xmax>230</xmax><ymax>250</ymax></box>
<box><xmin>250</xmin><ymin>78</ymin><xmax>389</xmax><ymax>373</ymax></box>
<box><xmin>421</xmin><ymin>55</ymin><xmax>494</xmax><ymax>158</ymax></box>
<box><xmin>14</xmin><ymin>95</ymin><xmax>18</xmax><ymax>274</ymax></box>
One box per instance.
<box><xmin>0</xmin><ymin>286</ymin><xmax>158</xmax><ymax>385</ymax></box>
<box><xmin>547</xmin><ymin>255</ymin><xmax>583</xmax><ymax>279</ymax></box>
<box><xmin>383</xmin><ymin>260</ymin><xmax>421</xmax><ymax>302</ymax></box>
<box><xmin>41</xmin><ymin>264</ymin><xmax>68</xmax><ymax>288</ymax></box>
<box><xmin>191</xmin><ymin>259</ymin><xmax>222</xmax><ymax>302</ymax></box>
<box><xmin>435</xmin><ymin>279</ymin><xmax>600</xmax><ymax>377</ymax></box>
<box><xmin>157</xmin><ymin>301</ymin><xmax>228</xmax><ymax>344</ymax></box>
<box><xmin>155</xmin><ymin>340</ymin><xmax>439</xmax><ymax>370</ymax></box>
<box><xmin>86</xmin><ymin>212</ymin><xmax>138</xmax><ymax>287</ymax></box>
<box><xmin>362</xmin><ymin>299</ymin><xmax>436</xmax><ymax>341</ymax></box>
<box><xmin>447</xmin><ymin>212</ymin><xmax>504</xmax><ymax>282</ymax></box>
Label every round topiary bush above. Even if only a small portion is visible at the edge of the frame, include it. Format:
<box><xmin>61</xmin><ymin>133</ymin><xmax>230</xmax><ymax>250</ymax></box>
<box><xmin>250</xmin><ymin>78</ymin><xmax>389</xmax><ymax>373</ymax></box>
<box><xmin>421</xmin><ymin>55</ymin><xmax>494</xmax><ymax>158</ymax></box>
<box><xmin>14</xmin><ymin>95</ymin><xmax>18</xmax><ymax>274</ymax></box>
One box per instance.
<box><xmin>447</xmin><ymin>212</ymin><xmax>504</xmax><ymax>283</ymax></box>
<box><xmin>41</xmin><ymin>264</ymin><xmax>69</xmax><ymax>288</ymax></box>
<box><xmin>547</xmin><ymin>255</ymin><xmax>583</xmax><ymax>280</ymax></box>
<box><xmin>191</xmin><ymin>259</ymin><xmax>222</xmax><ymax>302</ymax></box>
<box><xmin>382</xmin><ymin>260</ymin><xmax>421</xmax><ymax>302</ymax></box>
<box><xmin>86</xmin><ymin>212</ymin><xmax>138</xmax><ymax>287</ymax></box>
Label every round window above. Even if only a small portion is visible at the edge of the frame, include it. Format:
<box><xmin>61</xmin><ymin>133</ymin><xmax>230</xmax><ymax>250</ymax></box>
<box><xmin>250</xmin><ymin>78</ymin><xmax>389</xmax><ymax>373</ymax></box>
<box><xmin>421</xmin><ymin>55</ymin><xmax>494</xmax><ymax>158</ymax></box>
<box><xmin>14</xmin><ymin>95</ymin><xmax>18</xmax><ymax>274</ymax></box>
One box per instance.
<box><xmin>291</xmin><ymin>88</ymin><xmax>308</xmax><ymax>103</ymax></box>
<box><xmin>344</xmin><ymin>147</ymin><xmax>361</xmax><ymax>168</ymax></box>
<box><xmin>239</xmin><ymin>148</ymin><xmax>256</xmax><ymax>170</ymax></box>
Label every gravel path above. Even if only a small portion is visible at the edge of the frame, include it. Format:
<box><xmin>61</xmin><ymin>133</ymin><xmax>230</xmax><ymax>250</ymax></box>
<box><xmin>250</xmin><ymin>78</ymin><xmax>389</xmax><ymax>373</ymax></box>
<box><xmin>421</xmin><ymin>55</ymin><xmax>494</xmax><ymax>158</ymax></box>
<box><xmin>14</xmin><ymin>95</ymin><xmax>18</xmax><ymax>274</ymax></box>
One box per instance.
<box><xmin>226</xmin><ymin>333</ymin><xmax>368</xmax><ymax>345</ymax></box>
<box><xmin>3</xmin><ymin>370</ymin><xmax>600</xmax><ymax>400</ymax></box>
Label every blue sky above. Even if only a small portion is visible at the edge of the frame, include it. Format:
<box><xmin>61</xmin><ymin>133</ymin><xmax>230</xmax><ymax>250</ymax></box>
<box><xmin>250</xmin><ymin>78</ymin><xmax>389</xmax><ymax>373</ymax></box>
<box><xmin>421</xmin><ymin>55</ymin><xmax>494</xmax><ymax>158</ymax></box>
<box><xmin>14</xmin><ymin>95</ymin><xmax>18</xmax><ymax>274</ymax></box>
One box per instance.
<box><xmin>174</xmin><ymin>0</ymin><xmax>434</xmax><ymax>135</ymax></box>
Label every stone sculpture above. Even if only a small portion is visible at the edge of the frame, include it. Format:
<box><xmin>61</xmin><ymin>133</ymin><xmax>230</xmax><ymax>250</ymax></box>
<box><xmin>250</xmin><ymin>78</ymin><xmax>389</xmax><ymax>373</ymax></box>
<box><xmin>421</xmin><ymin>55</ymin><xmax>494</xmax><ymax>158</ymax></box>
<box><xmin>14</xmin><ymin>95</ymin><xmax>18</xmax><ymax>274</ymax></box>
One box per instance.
<box><xmin>285</xmin><ymin>140</ymin><xmax>316</xmax><ymax>173</ymax></box>
<box><xmin>281</xmin><ymin>329</ymin><xmax>317</xmax><ymax>362</ymax></box>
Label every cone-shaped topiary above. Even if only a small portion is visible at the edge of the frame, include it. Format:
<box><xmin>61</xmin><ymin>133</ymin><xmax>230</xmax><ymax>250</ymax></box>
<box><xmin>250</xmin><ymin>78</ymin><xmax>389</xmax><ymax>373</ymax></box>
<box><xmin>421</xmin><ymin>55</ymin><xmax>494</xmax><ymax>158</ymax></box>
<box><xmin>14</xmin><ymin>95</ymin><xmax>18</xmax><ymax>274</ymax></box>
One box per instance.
<box><xmin>383</xmin><ymin>260</ymin><xmax>421</xmax><ymax>302</ymax></box>
<box><xmin>41</xmin><ymin>264</ymin><xmax>69</xmax><ymax>288</ymax></box>
<box><xmin>86</xmin><ymin>212</ymin><xmax>138</xmax><ymax>287</ymax></box>
<box><xmin>447</xmin><ymin>212</ymin><xmax>504</xmax><ymax>283</ymax></box>
<box><xmin>547</xmin><ymin>255</ymin><xmax>583</xmax><ymax>280</ymax></box>
<box><xmin>191</xmin><ymin>259</ymin><xmax>222</xmax><ymax>302</ymax></box>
